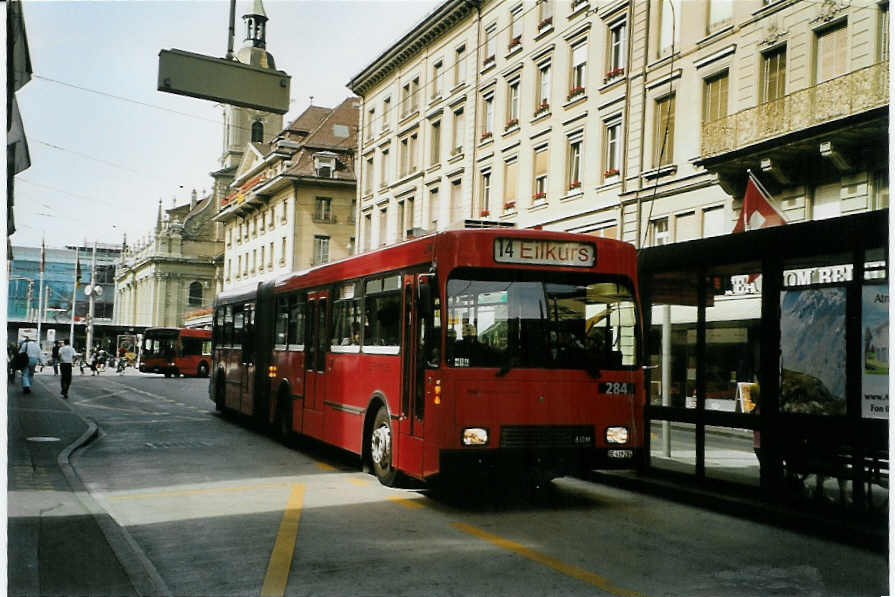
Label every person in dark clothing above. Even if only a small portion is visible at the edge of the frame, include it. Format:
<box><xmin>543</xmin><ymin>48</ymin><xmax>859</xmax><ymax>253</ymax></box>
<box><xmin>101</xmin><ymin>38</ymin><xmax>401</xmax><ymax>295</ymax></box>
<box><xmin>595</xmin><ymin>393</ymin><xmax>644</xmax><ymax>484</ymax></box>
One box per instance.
<box><xmin>58</xmin><ymin>339</ymin><xmax>76</xmax><ymax>398</ymax></box>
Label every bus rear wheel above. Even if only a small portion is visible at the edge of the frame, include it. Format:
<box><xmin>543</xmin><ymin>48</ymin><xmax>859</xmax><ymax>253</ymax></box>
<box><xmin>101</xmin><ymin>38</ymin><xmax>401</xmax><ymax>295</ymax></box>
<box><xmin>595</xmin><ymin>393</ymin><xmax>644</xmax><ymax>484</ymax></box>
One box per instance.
<box><xmin>370</xmin><ymin>406</ymin><xmax>398</xmax><ymax>486</ymax></box>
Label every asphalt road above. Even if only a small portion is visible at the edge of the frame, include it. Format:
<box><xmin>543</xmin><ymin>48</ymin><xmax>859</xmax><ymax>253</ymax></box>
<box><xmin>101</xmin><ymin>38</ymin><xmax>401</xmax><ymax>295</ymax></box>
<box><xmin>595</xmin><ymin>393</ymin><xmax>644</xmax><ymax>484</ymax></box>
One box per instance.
<box><xmin>62</xmin><ymin>373</ymin><xmax>887</xmax><ymax>597</ymax></box>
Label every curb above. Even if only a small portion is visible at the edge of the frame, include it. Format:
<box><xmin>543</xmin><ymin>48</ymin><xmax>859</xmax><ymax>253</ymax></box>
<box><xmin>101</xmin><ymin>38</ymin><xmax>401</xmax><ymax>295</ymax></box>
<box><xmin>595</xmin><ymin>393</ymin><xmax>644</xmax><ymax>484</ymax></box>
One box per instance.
<box><xmin>52</xmin><ymin>382</ymin><xmax>173</xmax><ymax>597</ymax></box>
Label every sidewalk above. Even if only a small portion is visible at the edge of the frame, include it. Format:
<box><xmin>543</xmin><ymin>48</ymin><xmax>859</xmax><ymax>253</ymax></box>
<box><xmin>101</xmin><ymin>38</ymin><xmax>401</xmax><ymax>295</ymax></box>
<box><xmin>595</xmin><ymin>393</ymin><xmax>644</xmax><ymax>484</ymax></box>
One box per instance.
<box><xmin>7</xmin><ymin>370</ymin><xmax>168</xmax><ymax>597</ymax></box>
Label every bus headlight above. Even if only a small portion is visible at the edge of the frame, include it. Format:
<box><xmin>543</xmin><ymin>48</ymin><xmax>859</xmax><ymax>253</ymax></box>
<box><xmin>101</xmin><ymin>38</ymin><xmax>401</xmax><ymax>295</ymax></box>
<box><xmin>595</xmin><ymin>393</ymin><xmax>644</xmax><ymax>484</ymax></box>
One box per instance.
<box><xmin>605</xmin><ymin>426</ymin><xmax>629</xmax><ymax>444</ymax></box>
<box><xmin>462</xmin><ymin>427</ymin><xmax>488</xmax><ymax>446</ymax></box>
<box><xmin>268</xmin><ymin>365</ymin><xmax>277</xmax><ymax>378</ymax></box>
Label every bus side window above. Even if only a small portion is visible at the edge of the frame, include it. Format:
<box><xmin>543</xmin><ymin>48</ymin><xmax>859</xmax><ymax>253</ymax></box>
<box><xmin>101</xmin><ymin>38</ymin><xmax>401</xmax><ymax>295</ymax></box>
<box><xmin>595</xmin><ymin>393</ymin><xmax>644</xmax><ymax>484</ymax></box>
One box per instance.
<box><xmin>289</xmin><ymin>294</ymin><xmax>305</xmax><ymax>348</ymax></box>
<box><xmin>304</xmin><ymin>300</ymin><xmax>315</xmax><ymax>369</ymax></box>
<box><xmin>275</xmin><ymin>296</ymin><xmax>289</xmax><ymax>345</ymax></box>
<box><xmin>224</xmin><ymin>305</ymin><xmax>234</xmax><ymax>346</ymax></box>
<box><xmin>244</xmin><ymin>304</ymin><xmax>255</xmax><ymax>364</ymax></box>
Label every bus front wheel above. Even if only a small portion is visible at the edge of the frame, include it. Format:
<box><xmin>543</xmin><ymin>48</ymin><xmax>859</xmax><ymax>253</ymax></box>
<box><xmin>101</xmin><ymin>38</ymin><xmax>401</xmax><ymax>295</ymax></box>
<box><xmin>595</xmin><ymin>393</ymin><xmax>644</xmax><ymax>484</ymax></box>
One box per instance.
<box><xmin>370</xmin><ymin>406</ymin><xmax>398</xmax><ymax>486</ymax></box>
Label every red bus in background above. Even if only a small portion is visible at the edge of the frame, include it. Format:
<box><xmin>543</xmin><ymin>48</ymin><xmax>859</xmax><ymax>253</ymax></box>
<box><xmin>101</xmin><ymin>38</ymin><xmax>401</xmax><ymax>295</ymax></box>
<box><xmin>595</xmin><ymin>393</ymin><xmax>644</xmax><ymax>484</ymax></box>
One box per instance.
<box><xmin>140</xmin><ymin>327</ymin><xmax>212</xmax><ymax>378</ymax></box>
<box><xmin>211</xmin><ymin>229</ymin><xmax>644</xmax><ymax>486</ymax></box>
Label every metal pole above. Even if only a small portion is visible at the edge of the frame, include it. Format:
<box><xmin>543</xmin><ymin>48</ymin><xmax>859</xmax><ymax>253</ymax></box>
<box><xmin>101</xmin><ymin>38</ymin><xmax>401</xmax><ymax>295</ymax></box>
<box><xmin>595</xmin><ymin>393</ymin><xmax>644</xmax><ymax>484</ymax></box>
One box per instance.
<box><xmin>86</xmin><ymin>242</ymin><xmax>97</xmax><ymax>356</ymax></box>
<box><xmin>661</xmin><ymin>304</ymin><xmax>672</xmax><ymax>457</ymax></box>
<box><xmin>69</xmin><ymin>248</ymin><xmax>78</xmax><ymax>343</ymax></box>
<box><xmin>36</xmin><ymin>251</ymin><xmax>45</xmax><ymax>349</ymax></box>
<box><xmin>226</xmin><ymin>0</ymin><xmax>236</xmax><ymax>59</ymax></box>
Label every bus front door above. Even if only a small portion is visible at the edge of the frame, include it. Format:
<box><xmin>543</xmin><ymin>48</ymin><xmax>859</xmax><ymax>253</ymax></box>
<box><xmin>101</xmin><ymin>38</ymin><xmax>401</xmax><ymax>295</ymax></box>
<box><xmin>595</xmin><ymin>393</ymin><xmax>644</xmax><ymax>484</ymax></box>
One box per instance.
<box><xmin>303</xmin><ymin>291</ymin><xmax>328</xmax><ymax>440</ymax></box>
<box><xmin>398</xmin><ymin>275</ymin><xmax>424</xmax><ymax>476</ymax></box>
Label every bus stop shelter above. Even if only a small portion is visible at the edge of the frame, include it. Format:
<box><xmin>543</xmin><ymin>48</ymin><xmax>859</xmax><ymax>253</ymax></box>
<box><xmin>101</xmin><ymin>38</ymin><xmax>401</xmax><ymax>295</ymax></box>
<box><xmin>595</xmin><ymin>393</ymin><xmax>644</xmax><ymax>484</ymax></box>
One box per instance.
<box><xmin>638</xmin><ymin>210</ymin><xmax>888</xmax><ymax>519</ymax></box>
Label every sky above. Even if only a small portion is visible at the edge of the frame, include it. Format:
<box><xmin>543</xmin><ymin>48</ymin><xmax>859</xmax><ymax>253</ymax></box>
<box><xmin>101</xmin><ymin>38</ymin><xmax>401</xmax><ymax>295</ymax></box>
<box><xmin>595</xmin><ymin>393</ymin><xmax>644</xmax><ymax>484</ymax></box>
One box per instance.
<box><xmin>12</xmin><ymin>0</ymin><xmax>442</xmax><ymax>251</ymax></box>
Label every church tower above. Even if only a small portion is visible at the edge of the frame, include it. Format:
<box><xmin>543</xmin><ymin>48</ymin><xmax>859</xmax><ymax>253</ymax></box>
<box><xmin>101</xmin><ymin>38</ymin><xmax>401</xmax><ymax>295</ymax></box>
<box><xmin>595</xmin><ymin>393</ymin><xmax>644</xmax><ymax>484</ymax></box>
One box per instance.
<box><xmin>219</xmin><ymin>0</ymin><xmax>284</xmax><ymax>170</ymax></box>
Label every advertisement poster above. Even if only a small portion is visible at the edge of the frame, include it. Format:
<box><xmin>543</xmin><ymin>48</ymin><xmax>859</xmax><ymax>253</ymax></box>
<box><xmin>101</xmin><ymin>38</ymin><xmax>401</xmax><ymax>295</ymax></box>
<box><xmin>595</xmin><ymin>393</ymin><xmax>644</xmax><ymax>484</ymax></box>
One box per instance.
<box><xmin>861</xmin><ymin>284</ymin><xmax>889</xmax><ymax>419</ymax></box>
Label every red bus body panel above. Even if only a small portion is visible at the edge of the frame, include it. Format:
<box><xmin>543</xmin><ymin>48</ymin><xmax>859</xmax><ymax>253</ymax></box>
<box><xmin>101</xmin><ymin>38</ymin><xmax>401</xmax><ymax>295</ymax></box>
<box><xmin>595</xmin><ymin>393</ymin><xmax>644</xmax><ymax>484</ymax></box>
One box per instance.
<box><xmin>141</xmin><ymin>328</ymin><xmax>211</xmax><ymax>377</ymax></box>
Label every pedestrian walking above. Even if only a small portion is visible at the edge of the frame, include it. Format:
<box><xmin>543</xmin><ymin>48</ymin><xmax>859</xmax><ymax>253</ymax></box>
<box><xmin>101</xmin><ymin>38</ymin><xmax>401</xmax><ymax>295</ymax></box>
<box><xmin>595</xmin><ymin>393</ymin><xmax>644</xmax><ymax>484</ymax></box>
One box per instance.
<box><xmin>51</xmin><ymin>341</ymin><xmax>61</xmax><ymax>375</ymax></box>
<box><xmin>58</xmin><ymin>339</ymin><xmax>76</xmax><ymax>399</ymax></box>
<box><xmin>18</xmin><ymin>337</ymin><xmax>41</xmax><ymax>394</ymax></box>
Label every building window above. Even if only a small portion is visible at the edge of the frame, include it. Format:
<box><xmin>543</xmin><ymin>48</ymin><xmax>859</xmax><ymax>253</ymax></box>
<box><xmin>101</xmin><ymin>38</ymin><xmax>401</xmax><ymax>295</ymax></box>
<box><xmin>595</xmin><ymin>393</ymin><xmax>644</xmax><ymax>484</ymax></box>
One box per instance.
<box><xmin>510</xmin><ymin>5</ymin><xmax>523</xmax><ymax>48</ymax></box>
<box><xmin>567</xmin><ymin>137</ymin><xmax>582</xmax><ymax>191</ymax></box>
<box><xmin>503</xmin><ymin>160</ymin><xmax>518</xmax><ymax>211</ymax></box>
<box><xmin>703</xmin><ymin>70</ymin><xmax>728</xmax><ymax>123</ymax></box>
<box><xmin>281</xmin><ymin>237</ymin><xmax>287</xmax><ymax>264</ymax></box>
<box><xmin>708</xmin><ymin>0</ymin><xmax>732</xmax><ymax>32</ymax></box>
<box><xmin>381</xmin><ymin>148</ymin><xmax>390</xmax><ymax>187</ymax></box>
<box><xmin>880</xmin><ymin>4</ymin><xmax>890</xmax><ymax>62</ymax></box>
<box><xmin>313</xmin><ymin>236</ymin><xmax>330</xmax><ymax>265</ymax></box>
<box><xmin>588</xmin><ymin>223</ymin><xmax>617</xmax><ymax>239</ymax></box>
<box><xmin>675</xmin><ymin>211</ymin><xmax>698</xmax><ymax>242</ymax></box>
<box><xmin>397</xmin><ymin>200</ymin><xmax>406</xmax><ymax>240</ymax></box>
<box><xmin>507</xmin><ymin>79</ymin><xmax>520</xmax><ymax>124</ymax></box>
<box><xmin>252</xmin><ymin>249</ymin><xmax>257</xmax><ymax>273</ymax></box>
<box><xmin>454</xmin><ymin>44</ymin><xmax>466</xmax><ymax>86</ymax></box>
<box><xmin>382</xmin><ymin>96</ymin><xmax>391</xmax><ymax>132</ymax></box>
<box><xmin>450</xmin><ymin>179</ymin><xmax>462</xmax><ymax>221</ymax></box>
<box><xmin>659</xmin><ymin>0</ymin><xmax>680</xmax><ymax>57</ymax></box>
<box><xmin>816</xmin><ymin>22</ymin><xmax>847</xmax><ymax>83</ymax></box>
<box><xmin>268</xmin><ymin>241</ymin><xmax>273</xmax><ymax>267</ymax></box>
<box><xmin>539</xmin><ymin>0</ymin><xmax>553</xmax><ymax>26</ymax></box>
<box><xmin>407</xmin><ymin>197</ymin><xmax>415</xmax><ymax>234</ymax></box>
<box><xmin>189</xmin><ymin>281</ymin><xmax>203</xmax><ymax>307</ymax></box>
<box><xmin>650</xmin><ymin>217</ymin><xmax>670</xmax><ymax>246</ymax></box>
<box><xmin>607</xmin><ymin>21</ymin><xmax>626</xmax><ymax>76</ymax></box>
<box><xmin>364</xmin><ymin>212</ymin><xmax>373</xmax><ymax>251</ymax></box>
<box><xmin>365</xmin><ymin>156</ymin><xmax>374</xmax><ymax>194</ymax></box>
<box><xmin>480</xmin><ymin>171</ymin><xmax>492</xmax><ymax>216</ymax></box>
<box><xmin>482</xmin><ymin>94</ymin><xmax>494</xmax><ymax>139</ymax></box>
<box><xmin>402</xmin><ymin>82</ymin><xmax>412</xmax><ymax>117</ymax></box>
<box><xmin>269</xmin><ymin>207</ymin><xmax>274</xmax><ymax>228</ymax></box>
<box><xmin>654</xmin><ymin>94</ymin><xmax>675</xmax><ymax>167</ymax></box>
<box><xmin>379</xmin><ymin>207</ymin><xmax>388</xmax><ymax>247</ymax></box>
<box><xmin>227</xmin><ymin>259</ymin><xmax>232</xmax><ymax>280</ymax></box>
<box><xmin>400</xmin><ymin>136</ymin><xmax>410</xmax><ymax>176</ymax></box>
<box><xmin>485</xmin><ymin>24</ymin><xmax>497</xmax><ymax>63</ymax></box>
<box><xmin>367</xmin><ymin>108</ymin><xmax>375</xmax><ymax>139</ymax></box>
<box><xmin>281</xmin><ymin>200</ymin><xmax>287</xmax><ymax>223</ymax></box>
<box><xmin>260</xmin><ymin>245</ymin><xmax>266</xmax><ymax>270</ymax></box>
<box><xmin>604</xmin><ymin>120</ymin><xmax>621</xmax><ymax>178</ymax></box>
<box><xmin>432</xmin><ymin>61</ymin><xmax>443</xmax><ymax>98</ymax></box>
<box><xmin>570</xmin><ymin>43</ymin><xmax>587</xmax><ymax>98</ymax></box>
<box><xmin>315</xmin><ymin>196</ymin><xmax>332</xmax><ymax>222</ymax></box>
<box><xmin>536</xmin><ymin>62</ymin><xmax>551</xmax><ymax>110</ymax></box>
<box><xmin>431</xmin><ymin>120</ymin><xmax>441</xmax><ymax>165</ymax></box>
<box><xmin>762</xmin><ymin>45</ymin><xmax>786</xmax><ymax>103</ymax></box>
<box><xmin>430</xmin><ymin>187</ymin><xmax>440</xmax><ymax>228</ymax></box>
<box><xmin>452</xmin><ymin>108</ymin><xmax>464</xmax><ymax>155</ymax></box>
<box><xmin>533</xmin><ymin>146</ymin><xmax>548</xmax><ymax>201</ymax></box>
<box><xmin>251</xmin><ymin>120</ymin><xmax>264</xmax><ymax>143</ymax></box>
<box><xmin>702</xmin><ymin>206</ymin><xmax>725</xmax><ymax>238</ymax></box>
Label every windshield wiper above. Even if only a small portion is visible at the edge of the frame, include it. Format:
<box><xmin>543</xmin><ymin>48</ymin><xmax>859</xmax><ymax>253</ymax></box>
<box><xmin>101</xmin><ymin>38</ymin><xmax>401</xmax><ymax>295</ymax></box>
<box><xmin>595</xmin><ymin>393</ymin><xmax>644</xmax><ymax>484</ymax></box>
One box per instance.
<box><xmin>496</xmin><ymin>355</ymin><xmax>517</xmax><ymax>377</ymax></box>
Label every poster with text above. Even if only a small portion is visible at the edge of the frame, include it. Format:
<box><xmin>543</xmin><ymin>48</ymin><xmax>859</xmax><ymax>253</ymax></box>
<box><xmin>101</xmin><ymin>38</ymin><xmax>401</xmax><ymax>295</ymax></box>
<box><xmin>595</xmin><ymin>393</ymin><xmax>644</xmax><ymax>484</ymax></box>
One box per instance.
<box><xmin>861</xmin><ymin>283</ymin><xmax>889</xmax><ymax>419</ymax></box>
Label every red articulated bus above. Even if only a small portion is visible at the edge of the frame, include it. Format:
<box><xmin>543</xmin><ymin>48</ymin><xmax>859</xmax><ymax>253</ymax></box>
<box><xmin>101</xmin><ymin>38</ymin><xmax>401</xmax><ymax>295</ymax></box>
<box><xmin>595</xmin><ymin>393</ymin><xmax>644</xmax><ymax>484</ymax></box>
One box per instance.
<box><xmin>140</xmin><ymin>327</ymin><xmax>212</xmax><ymax>378</ymax></box>
<box><xmin>210</xmin><ymin>228</ymin><xmax>644</xmax><ymax>486</ymax></box>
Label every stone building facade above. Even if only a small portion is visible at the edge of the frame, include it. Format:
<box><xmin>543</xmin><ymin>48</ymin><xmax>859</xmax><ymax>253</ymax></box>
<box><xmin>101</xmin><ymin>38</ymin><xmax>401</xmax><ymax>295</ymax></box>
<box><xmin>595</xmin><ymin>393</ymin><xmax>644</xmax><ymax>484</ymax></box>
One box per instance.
<box><xmin>347</xmin><ymin>0</ymin><xmax>888</xmax><ymax>249</ymax></box>
<box><xmin>114</xmin><ymin>193</ymin><xmax>220</xmax><ymax>328</ymax></box>
<box><xmin>214</xmin><ymin>98</ymin><xmax>359</xmax><ymax>290</ymax></box>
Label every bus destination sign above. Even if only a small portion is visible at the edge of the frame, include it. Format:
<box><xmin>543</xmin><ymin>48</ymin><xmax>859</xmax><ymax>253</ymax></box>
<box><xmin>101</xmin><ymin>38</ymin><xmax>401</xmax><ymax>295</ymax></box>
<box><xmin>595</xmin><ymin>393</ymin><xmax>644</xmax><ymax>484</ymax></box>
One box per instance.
<box><xmin>494</xmin><ymin>238</ymin><xmax>596</xmax><ymax>267</ymax></box>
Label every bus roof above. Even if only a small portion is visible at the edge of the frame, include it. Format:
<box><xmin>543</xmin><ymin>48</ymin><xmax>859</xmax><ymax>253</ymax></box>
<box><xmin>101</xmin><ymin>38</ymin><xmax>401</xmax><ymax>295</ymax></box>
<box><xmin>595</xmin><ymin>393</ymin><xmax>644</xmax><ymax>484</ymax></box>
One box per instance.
<box><xmin>214</xmin><ymin>229</ymin><xmax>637</xmax><ymax>304</ymax></box>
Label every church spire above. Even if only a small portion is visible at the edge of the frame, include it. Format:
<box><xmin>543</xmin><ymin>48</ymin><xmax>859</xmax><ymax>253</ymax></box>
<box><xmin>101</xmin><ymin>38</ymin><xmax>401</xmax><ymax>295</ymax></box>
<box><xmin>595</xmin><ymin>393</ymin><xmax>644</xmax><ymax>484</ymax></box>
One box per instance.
<box><xmin>243</xmin><ymin>0</ymin><xmax>268</xmax><ymax>50</ymax></box>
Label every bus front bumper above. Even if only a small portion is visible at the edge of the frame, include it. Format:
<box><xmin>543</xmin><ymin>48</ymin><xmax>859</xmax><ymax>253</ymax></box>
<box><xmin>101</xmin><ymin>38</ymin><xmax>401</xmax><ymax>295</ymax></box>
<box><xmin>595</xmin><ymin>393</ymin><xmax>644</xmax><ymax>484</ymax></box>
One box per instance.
<box><xmin>438</xmin><ymin>446</ymin><xmax>641</xmax><ymax>481</ymax></box>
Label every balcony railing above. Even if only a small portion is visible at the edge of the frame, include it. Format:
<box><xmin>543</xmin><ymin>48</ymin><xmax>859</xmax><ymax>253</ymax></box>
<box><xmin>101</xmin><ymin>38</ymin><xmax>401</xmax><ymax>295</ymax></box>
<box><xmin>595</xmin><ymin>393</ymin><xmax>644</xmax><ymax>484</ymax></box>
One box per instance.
<box><xmin>701</xmin><ymin>61</ymin><xmax>888</xmax><ymax>158</ymax></box>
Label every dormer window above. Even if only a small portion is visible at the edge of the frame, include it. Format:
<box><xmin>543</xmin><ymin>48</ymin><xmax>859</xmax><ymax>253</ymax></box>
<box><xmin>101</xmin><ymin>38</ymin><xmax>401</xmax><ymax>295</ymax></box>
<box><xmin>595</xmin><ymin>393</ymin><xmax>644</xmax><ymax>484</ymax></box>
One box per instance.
<box><xmin>313</xmin><ymin>152</ymin><xmax>338</xmax><ymax>178</ymax></box>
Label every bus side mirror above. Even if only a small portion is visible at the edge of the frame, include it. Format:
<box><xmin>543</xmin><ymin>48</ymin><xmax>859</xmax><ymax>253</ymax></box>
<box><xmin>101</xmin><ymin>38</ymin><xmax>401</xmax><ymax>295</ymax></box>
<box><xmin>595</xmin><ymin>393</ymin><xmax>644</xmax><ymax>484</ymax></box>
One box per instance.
<box><xmin>418</xmin><ymin>274</ymin><xmax>434</xmax><ymax>319</ymax></box>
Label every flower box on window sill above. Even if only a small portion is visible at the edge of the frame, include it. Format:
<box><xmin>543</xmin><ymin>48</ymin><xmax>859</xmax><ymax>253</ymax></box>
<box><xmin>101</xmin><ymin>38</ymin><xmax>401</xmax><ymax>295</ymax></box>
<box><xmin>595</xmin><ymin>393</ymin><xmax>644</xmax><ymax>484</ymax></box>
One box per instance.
<box><xmin>480</xmin><ymin>209</ymin><xmax>490</xmax><ymax>217</ymax></box>
<box><xmin>568</xmin><ymin>181</ymin><xmax>581</xmax><ymax>190</ymax></box>
<box><xmin>480</xmin><ymin>131</ymin><xmax>493</xmax><ymax>142</ymax></box>
<box><xmin>503</xmin><ymin>201</ymin><xmax>516</xmax><ymax>211</ymax></box>
<box><xmin>603</xmin><ymin>68</ymin><xmax>625</xmax><ymax>83</ymax></box>
<box><xmin>508</xmin><ymin>36</ymin><xmax>522</xmax><ymax>51</ymax></box>
<box><xmin>504</xmin><ymin>119</ymin><xmax>519</xmax><ymax>131</ymax></box>
<box><xmin>539</xmin><ymin>16</ymin><xmax>553</xmax><ymax>29</ymax></box>
<box><xmin>603</xmin><ymin>168</ymin><xmax>619</xmax><ymax>178</ymax></box>
<box><xmin>532</xmin><ymin>192</ymin><xmax>546</xmax><ymax>201</ymax></box>
<box><xmin>483</xmin><ymin>55</ymin><xmax>496</xmax><ymax>67</ymax></box>
<box><xmin>567</xmin><ymin>87</ymin><xmax>585</xmax><ymax>101</ymax></box>
<box><xmin>533</xmin><ymin>103</ymin><xmax>550</xmax><ymax>117</ymax></box>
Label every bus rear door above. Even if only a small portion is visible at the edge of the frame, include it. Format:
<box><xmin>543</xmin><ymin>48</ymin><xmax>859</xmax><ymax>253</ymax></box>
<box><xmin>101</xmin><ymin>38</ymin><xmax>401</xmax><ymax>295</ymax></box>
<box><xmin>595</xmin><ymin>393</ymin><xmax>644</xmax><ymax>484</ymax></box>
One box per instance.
<box><xmin>397</xmin><ymin>274</ymin><xmax>424</xmax><ymax>476</ymax></box>
<box><xmin>303</xmin><ymin>290</ymin><xmax>328</xmax><ymax>439</ymax></box>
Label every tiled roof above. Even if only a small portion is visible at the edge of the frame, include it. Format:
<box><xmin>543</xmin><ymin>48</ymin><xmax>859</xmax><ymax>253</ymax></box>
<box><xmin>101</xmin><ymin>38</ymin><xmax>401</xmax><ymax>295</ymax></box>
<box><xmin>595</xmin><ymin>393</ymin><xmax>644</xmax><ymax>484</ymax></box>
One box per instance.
<box><xmin>284</xmin><ymin>106</ymin><xmax>331</xmax><ymax>135</ymax></box>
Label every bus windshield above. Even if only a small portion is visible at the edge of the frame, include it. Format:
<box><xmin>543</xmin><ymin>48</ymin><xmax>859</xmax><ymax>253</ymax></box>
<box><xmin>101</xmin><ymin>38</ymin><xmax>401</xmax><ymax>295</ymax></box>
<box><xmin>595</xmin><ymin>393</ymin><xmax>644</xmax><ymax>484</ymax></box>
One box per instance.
<box><xmin>143</xmin><ymin>333</ymin><xmax>177</xmax><ymax>359</ymax></box>
<box><xmin>446</xmin><ymin>273</ymin><xmax>638</xmax><ymax>372</ymax></box>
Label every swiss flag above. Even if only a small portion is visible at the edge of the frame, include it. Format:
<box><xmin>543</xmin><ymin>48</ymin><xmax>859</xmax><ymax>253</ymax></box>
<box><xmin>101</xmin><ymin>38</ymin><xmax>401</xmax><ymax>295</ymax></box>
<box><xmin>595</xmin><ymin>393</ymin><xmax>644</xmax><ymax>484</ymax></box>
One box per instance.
<box><xmin>732</xmin><ymin>172</ymin><xmax>786</xmax><ymax>233</ymax></box>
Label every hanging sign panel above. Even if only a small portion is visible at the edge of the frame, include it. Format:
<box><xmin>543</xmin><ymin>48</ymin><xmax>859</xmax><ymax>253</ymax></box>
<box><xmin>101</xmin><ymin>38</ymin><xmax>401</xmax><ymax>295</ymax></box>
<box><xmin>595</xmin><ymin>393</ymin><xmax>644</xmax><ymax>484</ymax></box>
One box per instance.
<box><xmin>494</xmin><ymin>238</ymin><xmax>596</xmax><ymax>267</ymax></box>
<box><xmin>861</xmin><ymin>284</ymin><xmax>889</xmax><ymax>419</ymax></box>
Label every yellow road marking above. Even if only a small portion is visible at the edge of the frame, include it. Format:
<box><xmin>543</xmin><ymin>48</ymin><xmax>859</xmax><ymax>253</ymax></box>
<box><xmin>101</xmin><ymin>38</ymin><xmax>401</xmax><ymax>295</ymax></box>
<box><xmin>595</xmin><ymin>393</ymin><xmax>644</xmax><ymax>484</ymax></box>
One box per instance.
<box><xmin>315</xmin><ymin>461</ymin><xmax>337</xmax><ymax>471</ymax></box>
<box><xmin>347</xmin><ymin>478</ymin><xmax>372</xmax><ymax>487</ymax></box>
<box><xmin>451</xmin><ymin>523</ymin><xmax>646</xmax><ymax>597</ymax></box>
<box><xmin>387</xmin><ymin>495</ymin><xmax>425</xmax><ymax>509</ymax></box>
<box><xmin>108</xmin><ymin>482</ymin><xmax>294</xmax><ymax>501</ymax></box>
<box><xmin>260</xmin><ymin>484</ymin><xmax>305</xmax><ymax>597</ymax></box>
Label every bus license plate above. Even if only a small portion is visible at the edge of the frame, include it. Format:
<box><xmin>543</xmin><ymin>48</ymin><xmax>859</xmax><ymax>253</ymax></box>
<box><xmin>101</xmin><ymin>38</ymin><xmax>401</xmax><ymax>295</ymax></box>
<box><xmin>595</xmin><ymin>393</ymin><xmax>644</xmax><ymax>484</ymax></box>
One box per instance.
<box><xmin>608</xmin><ymin>449</ymin><xmax>633</xmax><ymax>459</ymax></box>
